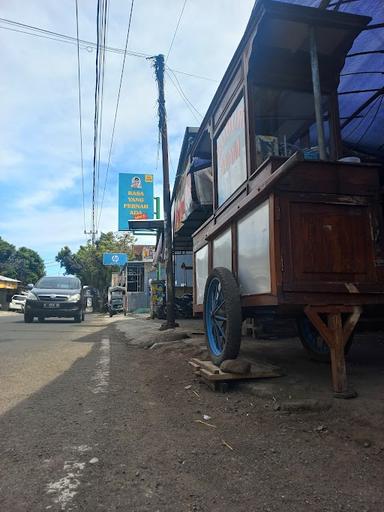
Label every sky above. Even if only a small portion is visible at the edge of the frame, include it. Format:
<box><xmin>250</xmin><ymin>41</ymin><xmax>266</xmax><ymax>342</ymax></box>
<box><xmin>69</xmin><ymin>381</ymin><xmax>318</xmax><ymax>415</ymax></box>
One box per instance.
<box><xmin>0</xmin><ymin>0</ymin><xmax>255</xmax><ymax>276</ymax></box>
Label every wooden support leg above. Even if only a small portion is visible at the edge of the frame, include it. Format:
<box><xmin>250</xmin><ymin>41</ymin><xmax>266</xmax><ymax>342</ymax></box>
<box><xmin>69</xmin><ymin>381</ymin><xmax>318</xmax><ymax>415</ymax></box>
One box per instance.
<box><xmin>328</xmin><ymin>313</ymin><xmax>347</xmax><ymax>394</ymax></box>
<box><xmin>304</xmin><ymin>306</ymin><xmax>361</xmax><ymax>397</ymax></box>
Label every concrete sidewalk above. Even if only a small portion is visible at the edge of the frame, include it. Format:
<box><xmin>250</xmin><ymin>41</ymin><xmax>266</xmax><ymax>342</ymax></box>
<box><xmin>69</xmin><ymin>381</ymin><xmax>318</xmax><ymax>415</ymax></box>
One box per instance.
<box><xmin>114</xmin><ymin>313</ymin><xmax>205</xmax><ymax>349</ymax></box>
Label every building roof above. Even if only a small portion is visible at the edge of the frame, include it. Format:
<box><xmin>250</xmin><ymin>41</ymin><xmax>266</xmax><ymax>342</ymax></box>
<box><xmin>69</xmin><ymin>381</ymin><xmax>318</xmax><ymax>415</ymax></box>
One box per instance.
<box><xmin>0</xmin><ymin>275</ymin><xmax>20</xmax><ymax>283</ymax></box>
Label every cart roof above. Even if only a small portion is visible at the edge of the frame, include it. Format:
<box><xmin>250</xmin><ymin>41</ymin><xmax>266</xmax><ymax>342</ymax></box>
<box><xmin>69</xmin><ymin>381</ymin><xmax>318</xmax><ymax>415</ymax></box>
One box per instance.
<box><xmin>190</xmin><ymin>0</ymin><xmax>381</xmax><ymax>160</ymax></box>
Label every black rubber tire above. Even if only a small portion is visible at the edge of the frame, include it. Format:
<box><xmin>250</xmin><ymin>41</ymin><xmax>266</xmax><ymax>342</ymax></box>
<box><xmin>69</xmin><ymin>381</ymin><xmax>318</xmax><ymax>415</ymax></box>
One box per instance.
<box><xmin>74</xmin><ymin>314</ymin><xmax>81</xmax><ymax>323</ymax></box>
<box><xmin>204</xmin><ymin>267</ymin><xmax>242</xmax><ymax>366</ymax></box>
<box><xmin>24</xmin><ymin>312</ymin><xmax>34</xmax><ymax>323</ymax></box>
<box><xmin>297</xmin><ymin>316</ymin><xmax>354</xmax><ymax>363</ymax></box>
<box><xmin>109</xmin><ymin>311</ymin><xmax>113</xmax><ymax>318</ymax></box>
<box><xmin>38</xmin><ymin>316</ymin><xmax>45</xmax><ymax>323</ymax></box>
<box><xmin>81</xmin><ymin>311</ymin><xmax>85</xmax><ymax>321</ymax></box>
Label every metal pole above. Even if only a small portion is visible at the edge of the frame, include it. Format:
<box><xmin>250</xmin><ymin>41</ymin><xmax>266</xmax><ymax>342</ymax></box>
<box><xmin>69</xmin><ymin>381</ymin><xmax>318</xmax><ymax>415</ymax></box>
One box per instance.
<box><xmin>154</xmin><ymin>197</ymin><xmax>160</xmax><ymax>219</ymax></box>
<box><xmin>309</xmin><ymin>27</ymin><xmax>327</xmax><ymax>160</ymax></box>
<box><xmin>152</xmin><ymin>54</ymin><xmax>176</xmax><ymax>329</ymax></box>
<box><xmin>125</xmin><ymin>263</ymin><xmax>128</xmax><ymax>313</ymax></box>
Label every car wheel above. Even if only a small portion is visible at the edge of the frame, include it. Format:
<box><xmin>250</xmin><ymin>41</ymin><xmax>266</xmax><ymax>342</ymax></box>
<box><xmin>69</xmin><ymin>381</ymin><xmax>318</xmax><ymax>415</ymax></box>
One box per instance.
<box><xmin>74</xmin><ymin>314</ymin><xmax>81</xmax><ymax>323</ymax></box>
<box><xmin>24</xmin><ymin>312</ymin><xmax>34</xmax><ymax>323</ymax></box>
<box><xmin>81</xmin><ymin>311</ymin><xmax>85</xmax><ymax>321</ymax></box>
<box><xmin>38</xmin><ymin>316</ymin><xmax>45</xmax><ymax>323</ymax></box>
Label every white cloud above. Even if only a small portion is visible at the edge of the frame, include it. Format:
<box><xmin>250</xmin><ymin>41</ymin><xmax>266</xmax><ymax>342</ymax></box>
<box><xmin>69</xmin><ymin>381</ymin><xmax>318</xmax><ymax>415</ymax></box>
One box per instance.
<box><xmin>0</xmin><ymin>0</ymin><xmax>255</xmax><ymax>260</ymax></box>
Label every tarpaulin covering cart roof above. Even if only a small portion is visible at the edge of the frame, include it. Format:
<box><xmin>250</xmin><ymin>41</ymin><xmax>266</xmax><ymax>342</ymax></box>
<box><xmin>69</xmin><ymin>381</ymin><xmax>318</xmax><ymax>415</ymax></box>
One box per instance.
<box><xmin>276</xmin><ymin>0</ymin><xmax>384</xmax><ymax>159</ymax></box>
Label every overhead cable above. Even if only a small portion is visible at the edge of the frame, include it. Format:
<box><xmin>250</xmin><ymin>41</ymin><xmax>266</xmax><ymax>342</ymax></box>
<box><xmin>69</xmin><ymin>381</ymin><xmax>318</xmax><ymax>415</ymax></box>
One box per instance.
<box><xmin>97</xmin><ymin>0</ymin><xmax>135</xmax><ymax>230</ymax></box>
<box><xmin>0</xmin><ymin>17</ymin><xmax>148</xmax><ymax>59</ymax></box>
<box><xmin>74</xmin><ymin>0</ymin><xmax>87</xmax><ymax>234</ymax></box>
<box><xmin>166</xmin><ymin>69</ymin><xmax>203</xmax><ymax>123</ymax></box>
<box><xmin>91</xmin><ymin>0</ymin><xmax>109</xmax><ymax>242</ymax></box>
<box><xmin>165</xmin><ymin>0</ymin><xmax>187</xmax><ymax>64</ymax></box>
<box><xmin>0</xmin><ymin>18</ymin><xmax>218</xmax><ymax>82</ymax></box>
<box><xmin>95</xmin><ymin>0</ymin><xmax>109</xmax><ymax>226</ymax></box>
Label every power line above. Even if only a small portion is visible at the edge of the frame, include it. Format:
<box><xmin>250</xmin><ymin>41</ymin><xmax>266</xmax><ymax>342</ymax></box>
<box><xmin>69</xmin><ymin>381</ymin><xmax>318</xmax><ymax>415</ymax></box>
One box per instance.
<box><xmin>97</xmin><ymin>0</ymin><xmax>135</xmax><ymax>231</ymax></box>
<box><xmin>165</xmin><ymin>0</ymin><xmax>187</xmax><ymax>64</ymax></box>
<box><xmin>166</xmin><ymin>71</ymin><xmax>201</xmax><ymax>123</ymax></box>
<box><xmin>74</xmin><ymin>0</ymin><xmax>87</xmax><ymax>234</ymax></box>
<box><xmin>0</xmin><ymin>16</ymin><xmax>148</xmax><ymax>59</ymax></box>
<box><xmin>166</xmin><ymin>68</ymin><xmax>203</xmax><ymax>121</ymax></box>
<box><xmin>0</xmin><ymin>18</ymin><xmax>218</xmax><ymax>82</ymax></box>
<box><xmin>91</xmin><ymin>0</ymin><xmax>109</xmax><ymax>244</ymax></box>
<box><xmin>167</xmin><ymin>67</ymin><xmax>219</xmax><ymax>83</ymax></box>
<box><xmin>95</xmin><ymin>0</ymin><xmax>110</xmax><ymax>227</ymax></box>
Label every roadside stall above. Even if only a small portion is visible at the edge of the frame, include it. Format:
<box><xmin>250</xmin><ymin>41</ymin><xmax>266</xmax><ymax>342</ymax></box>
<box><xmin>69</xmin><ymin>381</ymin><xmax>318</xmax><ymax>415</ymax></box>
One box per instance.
<box><xmin>191</xmin><ymin>1</ymin><xmax>384</xmax><ymax>396</ymax></box>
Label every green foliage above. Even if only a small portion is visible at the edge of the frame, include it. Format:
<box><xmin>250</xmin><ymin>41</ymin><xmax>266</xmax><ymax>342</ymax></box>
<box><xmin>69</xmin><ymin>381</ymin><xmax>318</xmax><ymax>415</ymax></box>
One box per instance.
<box><xmin>0</xmin><ymin>236</ymin><xmax>45</xmax><ymax>284</ymax></box>
<box><xmin>0</xmin><ymin>237</ymin><xmax>15</xmax><ymax>265</ymax></box>
<box><xmin>55</xmin><ymin>231</ymin><xmax>136</xmax><ymax>293</ymax></box>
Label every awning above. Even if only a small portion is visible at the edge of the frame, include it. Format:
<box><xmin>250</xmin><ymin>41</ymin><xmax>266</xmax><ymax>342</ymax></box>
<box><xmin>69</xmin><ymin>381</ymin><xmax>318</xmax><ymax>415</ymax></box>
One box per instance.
<box><xmin>127</xmin><ymin>219</ymin><xmax>164</xmax><ymax>235</ymax></box>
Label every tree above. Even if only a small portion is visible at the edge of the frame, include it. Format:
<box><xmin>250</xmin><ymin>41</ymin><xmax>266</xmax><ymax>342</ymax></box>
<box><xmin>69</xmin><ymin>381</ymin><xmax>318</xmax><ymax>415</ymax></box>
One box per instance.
<box><xmin>0</xmin><ymin>237</ymin><xmax>15</xmax><ymax>265</ymax></box>
<box><xmin>56</xmin><ymin>231</ymin><xmax>136</xmax><ymax>293</ymax></box>
<box><xmin>0</xmin><ymin>237</ymin><xmax>45</xmax><ymax>285</ymax></box>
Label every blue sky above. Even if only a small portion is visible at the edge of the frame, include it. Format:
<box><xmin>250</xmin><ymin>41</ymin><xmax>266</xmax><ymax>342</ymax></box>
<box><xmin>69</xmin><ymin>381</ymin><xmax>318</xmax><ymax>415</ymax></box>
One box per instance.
<box><xmin>0</xmin><ymin>0</ymin><xmax>254</xmax><ymax>275</ymax></box>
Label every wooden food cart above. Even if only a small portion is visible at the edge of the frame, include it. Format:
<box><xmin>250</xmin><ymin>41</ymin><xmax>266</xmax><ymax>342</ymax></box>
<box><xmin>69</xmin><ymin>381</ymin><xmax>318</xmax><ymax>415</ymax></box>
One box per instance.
<box><xmin>191</xmin><ymin>1</ymin><xmax>383</xmax><ymax>396</ymax></box>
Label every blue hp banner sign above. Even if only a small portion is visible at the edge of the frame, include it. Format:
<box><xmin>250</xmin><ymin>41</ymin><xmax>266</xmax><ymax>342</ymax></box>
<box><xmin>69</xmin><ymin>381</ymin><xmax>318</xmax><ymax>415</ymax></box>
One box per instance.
<box><xmin>102</xmin><ymin>253</ymin><xmax>128</xmax><ymax>266</ymax></box>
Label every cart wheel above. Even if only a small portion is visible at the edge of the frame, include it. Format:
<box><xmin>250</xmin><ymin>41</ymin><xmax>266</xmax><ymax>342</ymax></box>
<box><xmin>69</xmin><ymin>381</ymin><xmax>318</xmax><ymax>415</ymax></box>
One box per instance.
<box><xmin>297</xmin><ymin>316</ymin><xmax>354</xmax><ymax>363</ymax></box>
<box><xmin>204</xmin><ymin>267</ymin><xmax>242</xmax><ymax>366</ymax></box>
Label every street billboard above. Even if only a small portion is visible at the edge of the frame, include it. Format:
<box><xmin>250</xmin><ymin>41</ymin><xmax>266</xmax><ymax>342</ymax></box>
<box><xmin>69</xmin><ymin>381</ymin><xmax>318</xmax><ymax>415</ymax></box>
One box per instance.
<box><xmin>118</xmin><ymin>173</ymin><xmax>154</xmax><ymax>230</ymax></box>
<box><xmin>102</xmin><ymin>253</ymin><xmax>128</xmax><ymax>266</ymax></box>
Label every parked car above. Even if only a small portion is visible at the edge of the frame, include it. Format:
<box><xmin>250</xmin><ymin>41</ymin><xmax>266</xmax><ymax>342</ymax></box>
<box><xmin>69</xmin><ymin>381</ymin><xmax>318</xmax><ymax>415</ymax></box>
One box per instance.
<box><xmin>24</xmin><ymin>276</ymin><xmax>84</xmax><ymax>323</ymax></box>
<box><xmin>8</xmin><ymin>294</ymin><xmax>27</xmax><ymax>313</ymax></box>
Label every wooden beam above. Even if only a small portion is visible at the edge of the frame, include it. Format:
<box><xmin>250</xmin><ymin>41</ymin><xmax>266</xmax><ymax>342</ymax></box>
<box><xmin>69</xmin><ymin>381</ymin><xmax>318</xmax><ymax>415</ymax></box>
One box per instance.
<box><xmin>328</xmin><ymin>313</ymin><xmax>347</xmax><ymax>393</ymax></box>
<box><xmin>304</xmin><ymin>305</ymin><xmax>361</xmax><ymax>395</ymax></box>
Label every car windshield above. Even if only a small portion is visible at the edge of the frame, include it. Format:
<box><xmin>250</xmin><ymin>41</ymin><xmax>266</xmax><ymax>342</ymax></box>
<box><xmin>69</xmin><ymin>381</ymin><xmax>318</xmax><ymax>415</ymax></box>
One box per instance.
<box><xmin>35</xmin><ymin>277</ymin><xmax>80</xmax><ymax>290</ymax></box>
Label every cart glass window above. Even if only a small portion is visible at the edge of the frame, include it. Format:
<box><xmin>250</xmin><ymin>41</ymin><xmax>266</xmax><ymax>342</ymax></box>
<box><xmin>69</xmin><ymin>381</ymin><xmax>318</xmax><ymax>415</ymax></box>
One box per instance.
<box><xmin>216</xmin><ymin>97</ymin><xmax>247</xmax><ymax>206</ymax></box>
<box><xmin>253</xmin><ymin>87</ymin><xmax>330</xmax><ymax>166</ymax></box>
<box><xmin>195</xmin><ymin>245</ymin><xmax>208</xmax><ymax>305</ymax></box>
<box><xmin>237</xmin><ymin>200</ymin><xmax>270</xmax><ymax>294</ymax></box>
<box><xmin>213</xmin><ymin>228</ymin><xmax>232</xmax><ymax>271</ymax></box>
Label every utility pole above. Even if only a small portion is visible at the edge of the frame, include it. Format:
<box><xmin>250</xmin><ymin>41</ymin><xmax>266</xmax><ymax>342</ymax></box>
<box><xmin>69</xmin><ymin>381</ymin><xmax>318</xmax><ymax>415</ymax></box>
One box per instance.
<box><xmin>84</xmin><ymin>229</ymin><xmax>98</xmax><ymax>245</ymax></box>
<box><xmin>151</xmin><ymin>54</ymin><xmax>177</xmax><ymax>329</ymax></box>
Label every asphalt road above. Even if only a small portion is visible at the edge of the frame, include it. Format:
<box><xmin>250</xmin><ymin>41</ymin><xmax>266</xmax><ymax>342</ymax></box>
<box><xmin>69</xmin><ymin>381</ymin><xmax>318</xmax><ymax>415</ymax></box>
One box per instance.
<box><xmin>0</xmin><ymin>312</ymin><xmax>113</xmax><ymax>415</ymax></box>
<box><xmin>0</xmin><ymin>312</ymin><xmax>383</xmax><ymax>512</ymax></box>
<box><xmin>0</xmin><ymin>312</ymin><xmax>119</xmax><ymax>510</ymax></box>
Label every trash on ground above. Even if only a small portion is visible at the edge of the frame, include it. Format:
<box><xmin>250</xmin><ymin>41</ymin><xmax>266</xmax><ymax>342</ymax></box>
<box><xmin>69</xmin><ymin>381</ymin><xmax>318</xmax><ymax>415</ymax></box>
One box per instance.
<box><xmin>194</xmin><ymin>419</ymin><xmax>217</xmax><ymax>429</ymax></box>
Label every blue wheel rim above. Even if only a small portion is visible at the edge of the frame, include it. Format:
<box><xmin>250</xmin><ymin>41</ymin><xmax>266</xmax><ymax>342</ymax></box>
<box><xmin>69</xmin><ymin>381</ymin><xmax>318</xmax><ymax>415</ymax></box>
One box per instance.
<box><xmin>302</xmin><ymin>317</ymin><xmax>329</xmax><ymax>354</ymax></box>
<box><xmin>205</xmin><ymin>277</ymin><xmax>227</xmax><ymax>356</ymax></box>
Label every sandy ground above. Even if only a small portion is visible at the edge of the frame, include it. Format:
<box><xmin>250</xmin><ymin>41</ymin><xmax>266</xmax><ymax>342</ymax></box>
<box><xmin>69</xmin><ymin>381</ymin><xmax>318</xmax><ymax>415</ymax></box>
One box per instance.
<box><xmin>0</xmin><ymin>312</ymin><xmax>383</xmax><ymax>511</ymax></box>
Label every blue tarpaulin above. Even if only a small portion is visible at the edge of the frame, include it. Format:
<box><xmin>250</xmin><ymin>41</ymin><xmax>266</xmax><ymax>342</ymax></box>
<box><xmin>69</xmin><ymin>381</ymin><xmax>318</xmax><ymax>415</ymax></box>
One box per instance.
<box><xmin>277</xmin><ymin>0</ymin><xmax>384</xmax><ymax>159</ymax></box>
